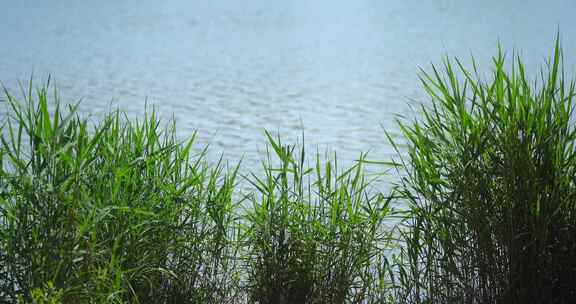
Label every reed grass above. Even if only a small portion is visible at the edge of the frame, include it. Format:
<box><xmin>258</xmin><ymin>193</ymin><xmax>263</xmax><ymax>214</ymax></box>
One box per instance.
<box><xmin>390</xmin><ymin>36</ymin><xmax>576</xmax><ymax>303</ymax></box>
<box><xmin>243</xmin><ymin>133</ymin><xmax>393</xmax><ymax>304</ymax></box>
<box><xmin>0</xmin><ymin>82</ymin><xmax>397</xmax><ymax>303</ymax></box>
<box><xmin>2</xmin><ymin>35</ymin><xmax>575</xmax><ymax>304</ymax></box>
<box><xmin>0</xmin><ymin>81</ymin><xmax>241</xmax><ymax>303</ymax></box>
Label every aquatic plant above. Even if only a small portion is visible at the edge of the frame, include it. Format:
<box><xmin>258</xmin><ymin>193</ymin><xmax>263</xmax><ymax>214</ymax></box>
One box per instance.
<box><xmin>391</xmin><ymin>37</ymin><xmax>576</xmax><ymax>303</ymax></box>
<box><xmin>0</xmin><ymin>81</ymin><xmax>241</xmax><ymax>303</ymax></box>
<box><xmin>243</xmin><ymin>132</ymin><xmax>393</xmax><ymax>304</ymax></box>
<box><xmin>2</xmin><ymin>34</ymin><xmax>574</xmax><ymax>304</ymax></box>
<box><xmin>0</xmin><ymin>81</ymin><xmax>396</xmax><ymax>303</ymax></box>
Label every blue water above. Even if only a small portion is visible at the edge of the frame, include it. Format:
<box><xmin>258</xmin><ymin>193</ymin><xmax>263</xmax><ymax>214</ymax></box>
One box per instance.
<box><xmin>1</xmin><ymin>0</ymin><xmax>575</xmax><ymax>169</ymax></box>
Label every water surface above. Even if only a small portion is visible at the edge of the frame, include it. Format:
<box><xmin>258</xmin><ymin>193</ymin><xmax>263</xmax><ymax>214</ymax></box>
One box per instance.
<box><xmin>2</xmin><ymin>0</ymin><xmax>575</xmax><ymax>169</ymax></box>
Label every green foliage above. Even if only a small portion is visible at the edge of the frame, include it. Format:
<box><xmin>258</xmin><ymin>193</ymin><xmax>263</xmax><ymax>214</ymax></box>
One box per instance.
<box><xmin>3</xmin><ymin>35</ymin><xmax>574</xmax><ymax>304</ymax></box>
<box><xmin>392</xmin><ymin>36</ymin><xmax>576</xmax><ymax>303</ymax></box>
<box><xmin>243</xmin><ymin>132</ymin><xmax>393</xmax><ymax>304</ymax></box>
<box><xmin>25</xmin><ymin>282</ymin><xmax>64</xmax><ymax>304</ymax></box>
<box><xmin>0</xmin><ymin>81</ymin><xmax>397</xmax><ymax>303</ymax></box>
<box><xmin>0</xmin><ymin>81</ymin><xmax>241</xmax><ymax>303</ymax></box>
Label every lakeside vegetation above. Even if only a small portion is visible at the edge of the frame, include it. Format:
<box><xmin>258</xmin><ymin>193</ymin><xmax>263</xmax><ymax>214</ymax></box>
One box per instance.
<box><xmin>390</xmin><ymin>38</ymin><xmax>576</xmax><ymax>304</ymax></box>
<box><xmin>1</xmin><ymin>39</ymin><xmax>575</xmax><ymax>303</ymax></box>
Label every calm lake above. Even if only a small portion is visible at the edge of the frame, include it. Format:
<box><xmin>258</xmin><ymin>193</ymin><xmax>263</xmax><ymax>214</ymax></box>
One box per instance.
<box><xmin>2</xmin><ymin>0</ymin><xmax>575</xmax><ymax>169</ymax></box>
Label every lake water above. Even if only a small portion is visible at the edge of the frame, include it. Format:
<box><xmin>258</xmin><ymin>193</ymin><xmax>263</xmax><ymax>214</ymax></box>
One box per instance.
<box><xmin>1</xmin><ymin>0</ymin><xmax>575</xmax><ymax>170</ymax></box>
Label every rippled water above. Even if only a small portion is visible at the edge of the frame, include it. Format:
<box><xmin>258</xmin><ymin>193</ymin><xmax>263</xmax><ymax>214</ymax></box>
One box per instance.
<box><xmin>2</xmin><ymin>0</ymin><xmax>575</xmax><ymax>169</ymax></box>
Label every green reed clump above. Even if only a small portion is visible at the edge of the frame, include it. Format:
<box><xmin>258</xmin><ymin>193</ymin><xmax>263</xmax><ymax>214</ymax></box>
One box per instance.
<box><xmin>243</xmin><ymin>132</ymin><xmax>393</xmax><ymax>304</ymax></box>
<box><xmin>0</xmin><ymin>82</ymin><xmax>241</xmax><ymax>303</ymax></box>
<box><xmin>392</xmin><ymin>37</ymin><xmax>576</xmax><ymax>303</ymax></box>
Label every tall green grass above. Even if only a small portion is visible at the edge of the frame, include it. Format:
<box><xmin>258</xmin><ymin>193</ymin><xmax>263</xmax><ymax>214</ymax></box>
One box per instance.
<box><xmin>243</xmin><ymin>133</ymin><xmax>393</xmax><ymax>303</ymax></box>
<box><xmin>391</xmin><ymin>37</ymin><xmax>576</xmax><ymax>303</ymax></box>
<box><xmin>0</xmin><ymin>81</ymin><xmax>241</xmax><ymax>303</ymax></box>
<box><xmin>2</xmin><ymin>36</ymin><xmax>575</xmax><ymax>304</ymax></box>
<box><xmin>0</xmin><ymin>81</ymin><xmax>398</xmax><ymax>303</ymax></box>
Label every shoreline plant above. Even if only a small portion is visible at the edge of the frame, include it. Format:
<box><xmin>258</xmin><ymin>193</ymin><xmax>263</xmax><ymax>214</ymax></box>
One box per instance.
<box><xmin>243</xmin><ymin>133</ymin><xmax>393</xmax><ymax>303</ymax></box>
<box><xmin>1</xmin><ymin>36</ymin><xmax>575</xmax><ymax>303</ymax></box>
<box><xmin>0</xmin><ymin>82</ymin><xmax>241</xmax><ymax>303</ymax></box>
<box><xmin>390</xmin><ymin>37</ymin><xmax>576</xmax><ymax>303</ymax></box>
